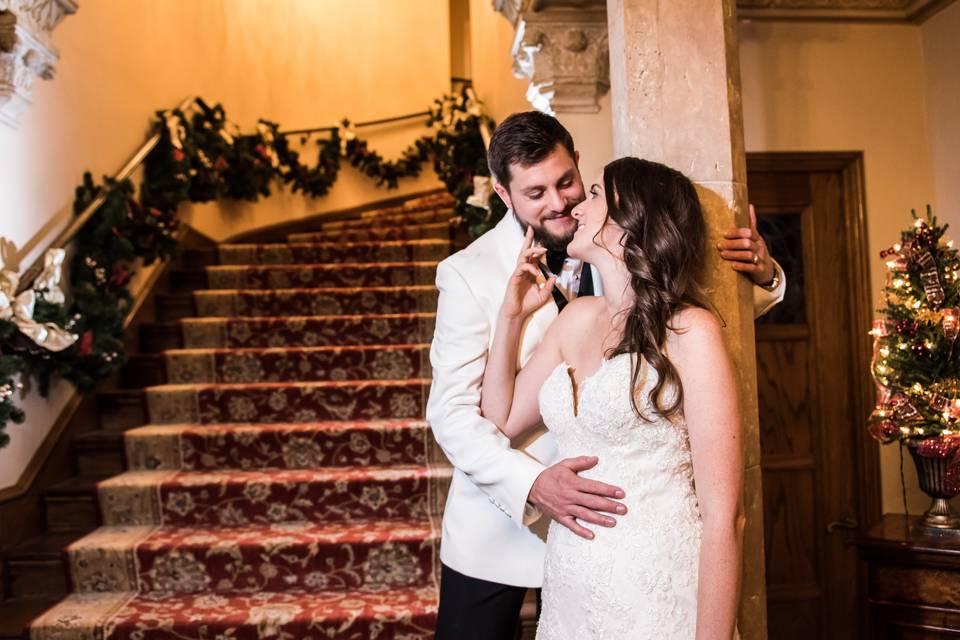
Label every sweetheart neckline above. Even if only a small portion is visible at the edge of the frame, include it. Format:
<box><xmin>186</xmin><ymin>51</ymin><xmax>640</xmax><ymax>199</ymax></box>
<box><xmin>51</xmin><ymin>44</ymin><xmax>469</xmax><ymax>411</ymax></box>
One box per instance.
<box><xmin>550</xmin><ymin>352</ymin><xmax>631</xmax><ymax>417</ymax></box>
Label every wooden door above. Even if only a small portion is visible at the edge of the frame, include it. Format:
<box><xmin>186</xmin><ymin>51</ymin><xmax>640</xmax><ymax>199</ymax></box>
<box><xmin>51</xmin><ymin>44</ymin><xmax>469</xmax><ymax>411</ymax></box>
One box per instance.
<box><xmin>747</xmin><ymin>153</ymin><xmax>880</xmax><ymax>640</ymax></box>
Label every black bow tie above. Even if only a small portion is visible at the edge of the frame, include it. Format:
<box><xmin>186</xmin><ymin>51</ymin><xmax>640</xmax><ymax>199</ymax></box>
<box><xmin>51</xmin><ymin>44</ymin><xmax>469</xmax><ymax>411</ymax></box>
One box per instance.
<box><xmin>546</xmin><ymin>249</ymin><xmax>567</xmax><ymax>276</ymax></box>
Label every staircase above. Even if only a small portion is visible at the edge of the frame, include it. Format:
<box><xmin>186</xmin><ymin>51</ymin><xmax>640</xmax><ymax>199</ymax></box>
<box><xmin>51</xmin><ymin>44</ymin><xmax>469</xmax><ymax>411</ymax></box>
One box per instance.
<box><xmin>22</xmin><ymin>192</ymin><xmax>459</xmax><ymax>640</ymax></box>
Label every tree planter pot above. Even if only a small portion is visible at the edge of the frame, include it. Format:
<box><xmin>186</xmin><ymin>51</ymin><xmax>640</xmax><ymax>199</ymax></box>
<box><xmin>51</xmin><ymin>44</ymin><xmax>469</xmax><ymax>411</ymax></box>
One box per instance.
<box><xmin>909</xmin><ymin>445</ymin><xmax>960</xmax><ymax>535</ymax></box>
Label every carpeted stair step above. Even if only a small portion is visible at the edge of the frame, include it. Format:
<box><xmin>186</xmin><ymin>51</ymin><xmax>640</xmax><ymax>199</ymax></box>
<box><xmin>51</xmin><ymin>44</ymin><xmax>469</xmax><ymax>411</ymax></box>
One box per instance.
<box><xmin>29</xmin><ymin>585</ymin><xmax>438</xmax><ymax>640</ymax></box>
<box><xmin>193</xmin><ymin>286</ymin><xmax>437</xmax><ymax>317</ymax></box>
<box><xmin>217</xmin><ymin>239</ymin><xmax>449</xmax><ymax>265</ymax></box>
<box><xmin>124</xmin><ymin>419</ymin><xmax>443</xmax><ymax>471</ymax></box>
<box><xmin>144</xmin><ymin>379</ymin><xmax>429</xmax><ymax>424</ymax></box>
<box><xmin>288</xmin><ymin>221</ymin><xmax>453</xmax><ymax>243</ymax></box>
<box><xmin>164</xmin><ymin>344</ymin><xmax>430</xmax><ymax>384</ymax></box>
<box><xmin>96</xmin><ymin>465</ymin><xmax>450</xmax><ymax>526</ymax></box>
<box><xmin>320</xmin><ymin>208</ymin><xmax>454</xmax><ymax>231</ymax></box>
<box><xmin>67</xmin><ymin>519</ymin><xmax>438</xmax><ymax>595</ymax></box>
<box><xmin>205</xmin><ymin>261</ymin><xmax>438</xmax><ymax>290</ymax></box>
<box><xmin>180</xmin><ymin>313</ymin><xmax>435</xmax><ymax>348</ymax></box>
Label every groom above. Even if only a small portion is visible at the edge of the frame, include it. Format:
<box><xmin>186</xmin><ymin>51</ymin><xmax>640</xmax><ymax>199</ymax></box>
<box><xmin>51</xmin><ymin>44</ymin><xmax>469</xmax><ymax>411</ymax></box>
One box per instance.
<box><xmin>426</xmin><ymin>111</ymin><xmax>784</xmax><ymax>639</ymax></box>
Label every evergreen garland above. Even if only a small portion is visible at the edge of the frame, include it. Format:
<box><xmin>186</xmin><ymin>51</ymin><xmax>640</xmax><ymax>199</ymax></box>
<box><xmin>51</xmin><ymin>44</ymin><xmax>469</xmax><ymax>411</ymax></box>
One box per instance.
<box><xmin>0</xmin><ymin>320</ymin><xmax>25</xmax><ymax>448</ymax></box>
<box><xmin>0</xmin><ymin>89</ymin><xmax>495</xmax><ymax>446</ymax></box>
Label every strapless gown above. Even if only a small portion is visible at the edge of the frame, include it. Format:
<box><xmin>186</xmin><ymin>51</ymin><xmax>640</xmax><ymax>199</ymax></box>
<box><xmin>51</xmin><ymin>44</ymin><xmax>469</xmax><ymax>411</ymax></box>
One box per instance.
<box><xmin>535</xmin><ymin>353</ymin><xmax>703</xmax><ymax>639</ymax></box>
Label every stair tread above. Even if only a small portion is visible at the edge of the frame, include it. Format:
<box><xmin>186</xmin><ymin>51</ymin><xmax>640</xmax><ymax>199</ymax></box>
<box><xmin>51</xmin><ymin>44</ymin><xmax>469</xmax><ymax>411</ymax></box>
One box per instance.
<box><xmin>182</xmin><ymin>311</ymin><xmax>435</xmax><ymax>322</ymax></box>
<box><xmin>221</xmin><ymin>238</ymin><xmax>448</xmax><ymax>249</ymax></box>
<box><xmin>73</xmin><ymin>430</ymin><xmax>124</xmax><ymax>445</ymax></box>
<box><xmin>163</xmin><ymin>343</ymin><xmax>429</xmax><ymax>355</ymax></box>
<box><xmin>70</xmin><ymin>518</ymin><xmax>438</xmax><ymax>553</ymax></box>
<box><xmin>145</xmin><ymin>378</ymin><xmax>430</xmax><ymax>392</ymax></box>
<box><xmin>29</xmin><ymin>586</ymin><xmax>438</xmax><ymax>630</ymax></box>
<box><xmin>0</xmin><ymin>598</ymin><xmax>59</xmax><ymax>638</ymax></box>
<box><xmin>206</xmin><ymin>260</ymin><xmax>440</xmax><ymax>271</ymax></box>
<box><xmin>101</xmin><ymin>463</ymin><xmax>449</xmax><ymax>486</ymax></box>
<box><xmin>8</xmin><ymin>531</ymin><xmax>84</xmax><ymax>558</ymax></box>
<box><xmin>127</xmin><ymin>418</ymin><xmax>429</xmax><ymax>436</ymax></box>
<box><xmin>45</xmin><ymin>475</ymin><xmax>109</xmax><ymax>495</ymax></box>
<box><xmin>194</xmin><ymin>284</ymin><xmax>436</xmax><ymax>294</ymax></box>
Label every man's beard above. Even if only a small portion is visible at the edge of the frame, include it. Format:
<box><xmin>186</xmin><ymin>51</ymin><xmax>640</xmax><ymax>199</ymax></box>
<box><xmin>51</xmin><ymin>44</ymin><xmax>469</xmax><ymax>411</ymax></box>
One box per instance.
<box><xmin>514</xmin><ymin>204</ymin><xmax>578</xmax><ymax>252</ymax></box>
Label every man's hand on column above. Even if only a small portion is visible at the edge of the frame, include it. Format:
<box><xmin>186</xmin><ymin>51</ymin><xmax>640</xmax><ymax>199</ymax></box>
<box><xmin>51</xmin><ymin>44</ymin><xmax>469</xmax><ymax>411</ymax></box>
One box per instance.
<box><xmin>717</xmin><ymin>204</ymin><xmax>776</xmax><ymax>286</ymax></box>
<box><xmin>528</xmin><ymin>456</ymin><xmax>626</xmax><ymax>540</ymax></box>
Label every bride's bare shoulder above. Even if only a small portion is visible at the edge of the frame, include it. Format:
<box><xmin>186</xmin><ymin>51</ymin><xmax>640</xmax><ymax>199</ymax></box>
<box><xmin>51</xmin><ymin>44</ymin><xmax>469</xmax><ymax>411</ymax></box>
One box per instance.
<box><xmin>556</xmin><ymin>296</ymin><xmax>605</xmax><ymax>324</ymax></box>
<box><xmin>667</xmin><ymin>306</ymin><xmax>725</xmax><ymax>359</ymax></box>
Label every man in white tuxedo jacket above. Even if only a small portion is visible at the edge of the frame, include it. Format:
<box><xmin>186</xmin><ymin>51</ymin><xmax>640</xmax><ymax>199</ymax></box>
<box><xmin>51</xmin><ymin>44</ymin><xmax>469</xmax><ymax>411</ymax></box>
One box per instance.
<box><xmin>427</xmin><ymin>112</ymin><xmax>786</xmax><ymax>639</ymax></box>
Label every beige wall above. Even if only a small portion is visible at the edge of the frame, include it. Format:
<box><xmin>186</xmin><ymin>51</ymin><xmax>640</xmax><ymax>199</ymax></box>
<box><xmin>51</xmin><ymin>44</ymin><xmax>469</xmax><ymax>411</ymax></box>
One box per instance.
<box><xmin>0</xmin><ymin>0</ymin><xmax>451</xmax><ymax>491</ymax></box>
<box><xmin>922</xmin><ymin>2</ymin><xmax>960</xmax><ymax>229</ymax></box>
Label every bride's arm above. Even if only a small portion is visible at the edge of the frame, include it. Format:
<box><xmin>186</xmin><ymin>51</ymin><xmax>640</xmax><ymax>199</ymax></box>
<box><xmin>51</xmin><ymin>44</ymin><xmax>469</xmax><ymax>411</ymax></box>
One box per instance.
<box><xmin>480</xmin><ymin>227</ymin><xmax>563</xmax><ymax>440</ymax></box>
<box><xmin>482</xmin><ymin>308</ymin><xmax>565</xmax><ymax>440</ymax></box>
<box><xmin>669</xmin><ymin>307</ymin><xmax>744</xmax><ymax>640</ymax></box>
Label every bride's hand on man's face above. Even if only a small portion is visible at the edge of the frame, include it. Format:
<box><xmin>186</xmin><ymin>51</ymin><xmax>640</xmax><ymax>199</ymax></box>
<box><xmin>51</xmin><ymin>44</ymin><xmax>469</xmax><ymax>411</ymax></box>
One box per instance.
<box><xmin>500</xmin><ymin>227</ymin><xmax>557</xmax><ymax>320</ymax></box>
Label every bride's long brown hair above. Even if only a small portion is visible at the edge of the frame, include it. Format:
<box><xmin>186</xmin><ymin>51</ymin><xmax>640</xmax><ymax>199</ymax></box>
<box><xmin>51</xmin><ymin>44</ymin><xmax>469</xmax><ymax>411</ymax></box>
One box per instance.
<box><xmin>601</xmin><ymin>157</ymin><xmax>709</xmax><ymax>419</ymax></box>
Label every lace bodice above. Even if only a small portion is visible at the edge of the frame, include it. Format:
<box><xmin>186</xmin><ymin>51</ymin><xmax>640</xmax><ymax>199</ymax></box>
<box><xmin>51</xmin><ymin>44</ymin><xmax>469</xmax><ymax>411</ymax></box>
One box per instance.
<box><xmin>535</xmin><ymin>353</ymin><xmax>703</xmax><ymax>639</ymax></box>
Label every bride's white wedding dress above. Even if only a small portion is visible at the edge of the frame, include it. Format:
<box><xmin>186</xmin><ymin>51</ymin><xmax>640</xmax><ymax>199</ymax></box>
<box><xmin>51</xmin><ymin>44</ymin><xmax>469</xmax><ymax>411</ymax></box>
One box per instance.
<box><xmin>536</xmin><ymin>353</ymin><xmax>703</xmax><ymax>639</ymax></box>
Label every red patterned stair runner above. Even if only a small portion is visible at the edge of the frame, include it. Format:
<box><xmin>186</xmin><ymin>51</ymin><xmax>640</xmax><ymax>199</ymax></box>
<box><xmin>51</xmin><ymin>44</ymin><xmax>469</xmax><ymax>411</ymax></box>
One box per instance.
<box><xmin>30</xmin><ymin>193</ymin><xmax>455</xmax><ymax>640</ymax></box>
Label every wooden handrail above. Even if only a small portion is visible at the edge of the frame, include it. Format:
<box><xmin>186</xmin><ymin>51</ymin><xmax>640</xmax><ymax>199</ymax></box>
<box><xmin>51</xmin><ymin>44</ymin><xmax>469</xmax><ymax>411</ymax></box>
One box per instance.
<box><xmin>279</xmin><ymin>110</ymin><xmax>432</xmax><ymax>138</ymax></box>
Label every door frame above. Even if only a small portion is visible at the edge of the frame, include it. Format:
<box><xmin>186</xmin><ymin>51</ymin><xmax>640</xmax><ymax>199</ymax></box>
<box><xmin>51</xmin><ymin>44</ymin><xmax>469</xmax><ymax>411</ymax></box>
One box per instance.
<box><xmin>746</xmin><ymin>150</ymin><xmax>882</xmax><ymax>541</ymax></box>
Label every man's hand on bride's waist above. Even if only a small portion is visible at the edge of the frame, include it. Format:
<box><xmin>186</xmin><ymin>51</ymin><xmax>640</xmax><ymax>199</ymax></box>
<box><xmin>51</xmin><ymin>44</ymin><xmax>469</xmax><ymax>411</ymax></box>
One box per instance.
<box><xmin>527</xmin><ymin>456</ymin><xmax>627</xmax><ymax>540</ymax></box>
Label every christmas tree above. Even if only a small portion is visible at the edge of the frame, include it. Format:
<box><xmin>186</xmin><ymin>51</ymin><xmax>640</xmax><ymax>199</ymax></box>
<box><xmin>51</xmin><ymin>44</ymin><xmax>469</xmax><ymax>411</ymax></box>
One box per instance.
<box><xmin>870</xmin><ymin>207</ymin><xmax>960</xmax><ymax>458</ymax></box>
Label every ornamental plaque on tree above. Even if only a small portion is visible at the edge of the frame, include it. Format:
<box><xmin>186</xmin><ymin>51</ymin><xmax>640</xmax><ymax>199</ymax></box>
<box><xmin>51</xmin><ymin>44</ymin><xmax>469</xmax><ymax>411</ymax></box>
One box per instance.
<box><xmin>869</xmin><ymin>207</ymin><xmax>960</xmax><ymax>534</ymax></box>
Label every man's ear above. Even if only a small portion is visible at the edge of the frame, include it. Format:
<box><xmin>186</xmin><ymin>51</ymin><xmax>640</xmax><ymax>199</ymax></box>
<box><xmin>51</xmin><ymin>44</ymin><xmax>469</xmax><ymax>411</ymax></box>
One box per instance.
<box><xmin>493</xmin><ymin>181</ymin><xmax>513</xmax><ymax>211</ymax></box>
<box><xmin>575</xmin><ymin>150</ymin><xmax>580</xmax><ymax>166</ymax></box>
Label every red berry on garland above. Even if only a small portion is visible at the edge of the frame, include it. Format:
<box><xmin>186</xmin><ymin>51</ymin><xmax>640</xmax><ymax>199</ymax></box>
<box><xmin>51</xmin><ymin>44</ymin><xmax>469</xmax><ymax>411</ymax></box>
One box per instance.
<box><xmin>172</xmin><ymin>149</ymin><xmax>185</xmax><ymax>162</ymax></box>
<box><xmin>111</xmin><ymin>265</ymin><xmax>131</xmax><ymax>287</ymax></box>
<box><xmin>214</xmin><ymin>156</ymin><xmax>228</xmax><ymax>171</ymax></box>
<box><xmin>77</xmin><ymin>331</ymin><xmax>94</xmax><ymax>357</ymax></box>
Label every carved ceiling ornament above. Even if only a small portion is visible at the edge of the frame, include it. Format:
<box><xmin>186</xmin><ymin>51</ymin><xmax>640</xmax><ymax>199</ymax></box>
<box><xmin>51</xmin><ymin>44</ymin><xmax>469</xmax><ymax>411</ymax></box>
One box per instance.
<box><xmin>737</xmin><ymin>0</ymin><xmax>953</xmax><ymax>21</ymax></box>
<box><xmin>0</xmin><ymin>0</ymin><xmax>77</xmax><ymax>129</ymax></box>
<box><xmin>493</xmin><ymin>0</ymin><xmax>953</xmax><ymax>114</ymax></box>
<box><xmin>497</xmin><ymin>0</ymin><xmax>608</xmax><ymax>114</ymax></box>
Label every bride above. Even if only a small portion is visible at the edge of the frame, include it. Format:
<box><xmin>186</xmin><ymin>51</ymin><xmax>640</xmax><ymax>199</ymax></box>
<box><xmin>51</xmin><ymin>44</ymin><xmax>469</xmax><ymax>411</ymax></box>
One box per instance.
<box><xmin>480</xmin><ymin>157</ymin><xmax>743</xmax><ymax>639</ymax></box>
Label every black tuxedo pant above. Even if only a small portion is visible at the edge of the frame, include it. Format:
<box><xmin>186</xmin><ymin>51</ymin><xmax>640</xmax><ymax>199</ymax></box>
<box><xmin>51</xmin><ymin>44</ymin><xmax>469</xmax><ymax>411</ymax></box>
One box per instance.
<box><xmin>435</xmin><ymin>563</ymin><xmax>541</xmax><ymax>639</ymax></box>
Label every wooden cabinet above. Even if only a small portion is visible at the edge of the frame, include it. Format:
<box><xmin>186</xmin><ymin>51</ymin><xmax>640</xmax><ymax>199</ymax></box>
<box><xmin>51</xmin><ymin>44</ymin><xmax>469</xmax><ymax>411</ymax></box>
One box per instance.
<box><xmin>858</xmin><ymin>515</ymin><xmax>960</xmax><ymax>638</ymax></box>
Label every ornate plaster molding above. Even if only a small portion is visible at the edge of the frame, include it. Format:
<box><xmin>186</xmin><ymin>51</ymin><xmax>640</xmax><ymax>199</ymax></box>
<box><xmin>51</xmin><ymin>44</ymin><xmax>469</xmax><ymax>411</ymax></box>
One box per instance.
<box><xmin>494</xmin><ymin>0</ymin><xmax>953</xmax><ymax>113</ymax></box>
<box><xmin>738</xmin><ymin>0</ymin><xmax>955</xmax><ymax>22</ymax></box>
<box><xmin>495</xmin><ymin>0</ymin><xmax>609</xmax><ymax>114</ymax></box>
<box><xmin>0</xmin><ymin>0</ymin><xmax>77</xmax><ymax>129</ymax></box>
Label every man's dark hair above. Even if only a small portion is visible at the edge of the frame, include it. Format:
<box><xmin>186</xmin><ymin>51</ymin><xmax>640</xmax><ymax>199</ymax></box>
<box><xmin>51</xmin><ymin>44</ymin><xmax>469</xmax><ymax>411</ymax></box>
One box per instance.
<box><xmin>487</xmin><ymin>111</ymin><xmax>576</xmax><ymax>188</ymax></box>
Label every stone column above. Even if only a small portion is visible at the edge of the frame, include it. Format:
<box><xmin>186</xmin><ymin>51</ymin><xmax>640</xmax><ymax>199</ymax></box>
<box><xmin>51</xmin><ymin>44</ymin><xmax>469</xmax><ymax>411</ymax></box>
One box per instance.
<box><xmin>606</xmin><ymin>1</ymin><xmax>766</xmax><ymax>638</ymax></box>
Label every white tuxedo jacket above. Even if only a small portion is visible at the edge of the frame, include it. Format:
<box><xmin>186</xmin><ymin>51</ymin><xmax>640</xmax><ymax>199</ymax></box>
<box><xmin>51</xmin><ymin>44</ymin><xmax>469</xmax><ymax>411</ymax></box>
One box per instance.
<box><xmin>426</xmin><ymin>213</ymin><xmax>785</xmax><ymax>588</ymax></box>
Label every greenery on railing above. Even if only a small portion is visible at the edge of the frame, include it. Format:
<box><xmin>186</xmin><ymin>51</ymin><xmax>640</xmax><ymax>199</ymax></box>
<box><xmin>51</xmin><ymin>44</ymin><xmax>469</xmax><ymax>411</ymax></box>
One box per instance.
<box><xmin>0</xmin><ymin>90</ymin><xmax>504</xmax><ymax>447</ymax></box>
